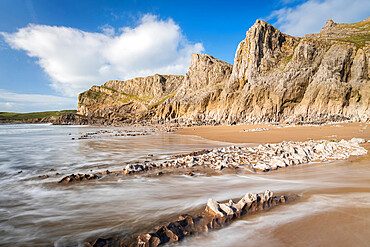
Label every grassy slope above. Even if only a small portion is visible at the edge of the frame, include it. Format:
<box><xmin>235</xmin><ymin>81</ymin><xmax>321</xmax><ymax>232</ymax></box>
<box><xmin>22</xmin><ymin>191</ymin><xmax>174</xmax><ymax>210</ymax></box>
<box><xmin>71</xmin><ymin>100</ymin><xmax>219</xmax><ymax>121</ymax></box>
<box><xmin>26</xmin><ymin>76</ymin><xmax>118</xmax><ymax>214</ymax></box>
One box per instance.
<box><xmin>335</xmin><ymin>34</ymin><xmax>370</xmax><ymax>48</ymax></box>
<box><xmin>331</xmin><ymin>20</ymin><xmax>370</xmax><ymax>48</ymax></box>
<box><xmin>0</xmin><ymin>110</ymin><xmax>77</xmax><ymax>121</ymax></box>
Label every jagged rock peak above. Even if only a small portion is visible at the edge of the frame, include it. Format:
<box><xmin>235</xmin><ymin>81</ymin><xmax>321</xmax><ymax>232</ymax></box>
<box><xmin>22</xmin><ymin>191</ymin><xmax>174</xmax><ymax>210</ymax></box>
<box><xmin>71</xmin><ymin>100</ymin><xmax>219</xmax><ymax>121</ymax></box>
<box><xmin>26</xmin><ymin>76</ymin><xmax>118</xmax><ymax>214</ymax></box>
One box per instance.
<box><xmin>190</xmin><ymin>53</ymin><xmax>231</xmax><ymax>68</ymax></box>
<box><xmin>230</xmin><ymin>19</ymin><xmax>299</xmax><ymax>86</ymax></box>
<box><xmin>249</xmin><ymin>19</ymin><xmax>279</xmax><ymax>31</ymax></box>
<box><xmin>326</xmin><ymin>19</ymin><xmax>336</xmax><ymax>27</ymax></box>
<box><xmin>313</xmin><ymin>17</ymin><xmax>370</xmax><ymax>39</ymax></box>
<box><xmin>183</xmin><ymin>53</ymin><xmax>232</xmax><ymax>90</ymax></box>
<box><xmin>246</xmin><ymin>19</ymin><xmax>294</xmax><ymax>40</ymax></box>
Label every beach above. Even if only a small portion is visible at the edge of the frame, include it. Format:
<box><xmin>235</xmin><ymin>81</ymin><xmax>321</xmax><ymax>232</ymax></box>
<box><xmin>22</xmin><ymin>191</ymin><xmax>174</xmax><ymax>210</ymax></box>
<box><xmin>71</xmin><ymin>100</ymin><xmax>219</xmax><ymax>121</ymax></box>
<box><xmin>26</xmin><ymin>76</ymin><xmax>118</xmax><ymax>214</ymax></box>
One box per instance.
<box><xmin>175</xmin><ymin>122</ymin><xmax>370</xmax><ymax>246</ymax></box>
<box><xmin>0</xmin><ymin>123</ymin><xmax>369</xmax><ymax>246</ymax></box>
<box><xmin>175</xmin><ymin>122</ymin><xmax>370</xmax><ymax>144</ymax></box>
<box><xmin>1</xmin><ymin>1</ymin><xmax>369</xmax><ymax>246</ymax></box>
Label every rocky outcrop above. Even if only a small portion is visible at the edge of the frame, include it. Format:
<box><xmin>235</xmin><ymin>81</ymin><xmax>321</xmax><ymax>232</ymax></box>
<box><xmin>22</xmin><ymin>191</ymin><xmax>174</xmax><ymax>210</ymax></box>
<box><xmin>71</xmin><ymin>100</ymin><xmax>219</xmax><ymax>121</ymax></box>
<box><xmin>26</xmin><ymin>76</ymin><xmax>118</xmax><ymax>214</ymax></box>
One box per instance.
<box><xmin>53</xmin><ymin>113</ymin><xmax>109</xmax><ymax>125</ymax></box>
<box><xmin>75</xmin><ymin>18</ymin><xmax>370</xmax><ymax>125</ymax></box>
<box><xmin>86</xmin><ymin>190</ymin><xmax>293</xmax><ymax>247</ymax></box>
<box><xmin>155</xmin><ymin>54</ymin><xmax>232</xmax><ymax>123</ymax></box>
<box><xmin>58</xmin><ymin>173</ymin><xmax>99</xmax><ymax>183</ymax></box>
<box><xmin>0</xmin><ymin>116</ymin><xmax>56</xmax><ymax>124</ymax></box>
<box><xmin>76</xmin><ymin>74</ymin><xmax>184</xmax><ymax>124</ymax></box>
<box><xmin>57</xmin><ymin>138</ymin><xmax>367</xmax><ymax>183</ymax></box>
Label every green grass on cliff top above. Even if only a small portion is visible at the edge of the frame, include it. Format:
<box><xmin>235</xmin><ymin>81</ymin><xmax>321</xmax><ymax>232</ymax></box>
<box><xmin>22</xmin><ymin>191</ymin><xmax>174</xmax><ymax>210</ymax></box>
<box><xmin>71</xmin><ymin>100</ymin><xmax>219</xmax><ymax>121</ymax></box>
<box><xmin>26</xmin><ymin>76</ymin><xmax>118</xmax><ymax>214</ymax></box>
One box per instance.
<box><xmin>332</xmin><ymin>20</ymin><xmax>370</xmax><ymax>48</ymax></box>
<box><xmin>336</xmin><ymin>34</ymin><xmax>370</xmax><ymax>48</ymax></box>
<box><xmin>0</xmin><ymin>110</ymin><xmax>77</xmax><ymax>120</ymax></box>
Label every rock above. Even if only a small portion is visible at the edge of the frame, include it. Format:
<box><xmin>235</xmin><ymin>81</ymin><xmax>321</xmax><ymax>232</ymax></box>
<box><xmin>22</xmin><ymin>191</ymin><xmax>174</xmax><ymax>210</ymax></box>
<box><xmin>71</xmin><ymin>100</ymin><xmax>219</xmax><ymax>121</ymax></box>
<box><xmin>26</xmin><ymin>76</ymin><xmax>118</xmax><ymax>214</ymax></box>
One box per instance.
<box><xmin>206</xmin><ymin>198</ymin><xmax>224</xmax><ymax>217</ymax></box>
<box><xmin>214</xmin><ymin>163</ymin><xmax>225</xmax><ymax>170</ymax></box>
<box><xmin>185</xmin><ymin>172</ymin><xmax>195</xmax><ymax>176</ymax></box>
<box><xmin>252</xmin><ymin>162</ymin><xmax>270</xmax><ymax>171</ymax></box>
<box><xmin>137</xmin><ymin>233</ymin><xmax>161</xmax><ymax>247</ymax></box>
<box><xmin>75</xmin><ymin>74</ymin><xmax>184</xmax><ymax>124</ymax></box>
<box><xmin>280</xmin><ymin>195</ymin><xmax>286</xmax><ymax>203</ymax></box>
<box><xmin>219</xmin><ymin>203</ymin><xmax>234</xmax><ymax>216</ymax></box>
<box><xmin>242</xmin><ymin>193</ymin><xmax>258</xmax><ymax>204</ymax></box>
<box><xmin>53</xmin><ymin>113</ymin><xmax>100</xmax><ymax>125</ymax></box>
<box><xmin>233</xmin><ymin>200</ymin><xmax>246</xmax><ymax>212</ymax></box>
<box><xmin>58</xmin><ymin>173</ymin><xmax>99</xmax><ymax>183</ymax></box>
<box><xmin>87</xmin><ymin>190</ymin><xmax>293</xmax><ymax>246</ymax></box>
<box><xmin>57</xmin><ymin>139</ymin><xmax>368</xmax><ymax>184</ymax></box>
<box><xmin>261</xmin><ymin>190</ymin><xmax>273</xmax><ymax>203</ymax></box>
<box><xmin>326</xmin><ymin>19</ymin><xmax>336</xmax><ymax>27</ymax></box>
<box><xmin>74</xmin><ymin>18</ymin><xmax>369</xmax><ymax>125</ymax></box>
<box><xmin>349</xmin><ymin>137</ymin><xmax>366</xmax><ymax>144</ymax></box>
<box><xmin>102</xmin><ymin>170</ymin><xmax>110</xmax><ymax>175</ymax></box>
<box><xmin>269</xmin><ymin>156</ymin><xmax>286</xmax><ymax>169</ymax></box>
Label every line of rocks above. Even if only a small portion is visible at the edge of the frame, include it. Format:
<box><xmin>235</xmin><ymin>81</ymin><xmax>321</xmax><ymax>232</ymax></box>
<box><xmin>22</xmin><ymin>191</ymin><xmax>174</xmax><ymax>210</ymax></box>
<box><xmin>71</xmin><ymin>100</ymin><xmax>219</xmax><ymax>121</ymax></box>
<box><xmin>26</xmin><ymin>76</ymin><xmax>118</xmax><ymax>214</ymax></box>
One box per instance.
<box><xmin>240</xmin><ymin>127</ymin><xmax>269</xmax><ymax>132</ymax></box>
<box><xmin>74</xmin><ymin>129</ymin><xmax>157</xmax><ymax>140</ymax></box>
<box><xmin>165</xmin><ymin>138</ymin><xmax>367</xmax><ymax>172</ymax></box>
<box><xmin>72</xmin><ymin>127</ymin><xmax>178</xmax><ymax>140</ymax></box>
<box><xmin>86</xmin><ymin>190</ymin><xmax>293</xmax><ymax>247</ymax></box>
<box><xmin>58</xmin><ymin>138</ymin><xmax>367</xmax><ymax>183</ymax></box>
<box><xmin>58</xmin><ymin>173</ymin><xmax>99</xmax><ymax>183</ymax></box>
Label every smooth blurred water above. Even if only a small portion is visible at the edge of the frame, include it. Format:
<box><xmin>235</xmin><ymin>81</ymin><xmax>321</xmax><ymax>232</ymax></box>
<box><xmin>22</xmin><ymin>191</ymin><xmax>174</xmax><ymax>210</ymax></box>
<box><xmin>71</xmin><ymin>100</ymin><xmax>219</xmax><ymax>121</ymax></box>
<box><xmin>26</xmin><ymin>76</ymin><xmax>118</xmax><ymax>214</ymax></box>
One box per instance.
<box><xmin>0</xmin><ymin>124</ymin><xmax>369</xmax><ymax>247</ymax></box>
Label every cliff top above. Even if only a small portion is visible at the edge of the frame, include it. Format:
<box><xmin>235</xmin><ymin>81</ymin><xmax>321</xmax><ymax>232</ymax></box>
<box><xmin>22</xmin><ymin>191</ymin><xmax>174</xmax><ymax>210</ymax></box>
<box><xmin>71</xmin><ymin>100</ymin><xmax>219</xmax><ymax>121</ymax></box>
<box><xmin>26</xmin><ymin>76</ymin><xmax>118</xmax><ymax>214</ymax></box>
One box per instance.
<box><xmin>307</xmin><ymin>17</ymin><xmax>370</xmax><ymax>48</ymax></box>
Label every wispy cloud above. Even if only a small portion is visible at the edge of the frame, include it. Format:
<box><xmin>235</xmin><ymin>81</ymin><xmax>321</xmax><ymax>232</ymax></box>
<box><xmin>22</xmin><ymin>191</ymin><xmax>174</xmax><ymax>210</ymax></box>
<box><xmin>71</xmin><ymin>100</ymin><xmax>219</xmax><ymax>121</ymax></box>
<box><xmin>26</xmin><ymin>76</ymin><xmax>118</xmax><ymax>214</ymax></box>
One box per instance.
<box><xmin>1</xmin><ymin>14</ymin><xmax>204</xmax><ymax>97</ymax></box>
<box><xmin>269</xmin><ymin>0</ymin><xmax>370</xmax><ymax>36</ymax></box>
<box><xmin>0</xmin><ymin>89</ymin><xmax>76</xmax><ymax>112</ymax></box>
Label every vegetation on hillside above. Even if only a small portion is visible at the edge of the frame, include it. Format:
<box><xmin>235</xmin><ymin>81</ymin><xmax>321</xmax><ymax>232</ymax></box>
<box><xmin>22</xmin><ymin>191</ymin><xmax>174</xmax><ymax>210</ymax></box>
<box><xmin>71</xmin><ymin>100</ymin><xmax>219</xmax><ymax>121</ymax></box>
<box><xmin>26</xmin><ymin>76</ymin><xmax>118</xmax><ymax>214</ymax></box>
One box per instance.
<box><xmin>0</xmin><ymin>110</ymin><xmax>77</xmax><ymax>121</ymax></box>
<box><xmin>335</xmin><ymin>34</ymin><xmax>370</xmax><ymax>48</ymax></box>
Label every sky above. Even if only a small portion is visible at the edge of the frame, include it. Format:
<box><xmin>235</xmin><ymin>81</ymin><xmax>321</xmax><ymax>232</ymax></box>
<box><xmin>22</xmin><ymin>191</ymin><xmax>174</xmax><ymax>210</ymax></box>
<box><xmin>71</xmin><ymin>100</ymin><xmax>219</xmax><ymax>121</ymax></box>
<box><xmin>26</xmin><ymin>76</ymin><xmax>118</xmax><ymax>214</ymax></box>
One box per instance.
<box><xmin>0</xmin><ymin>0</ymin><xmax>369</xmax><ymax>112</ymax></box>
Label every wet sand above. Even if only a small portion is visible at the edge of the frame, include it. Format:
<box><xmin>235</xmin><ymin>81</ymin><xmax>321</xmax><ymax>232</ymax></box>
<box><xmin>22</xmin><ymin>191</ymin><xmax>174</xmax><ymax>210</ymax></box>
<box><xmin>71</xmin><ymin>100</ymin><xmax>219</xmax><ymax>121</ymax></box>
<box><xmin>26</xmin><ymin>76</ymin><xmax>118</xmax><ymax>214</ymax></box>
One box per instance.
<box><xmin>175</xmin><ymin>122</ymin><xmax>370</xmax><ymax>247</ymax></box>
<box><xmin>175</xmin><ymin>122</ymin><xmax>370</xmax><ymax>144</ymax></box>
<box><xmin>1</xmin><ymin>124</ymin><xmax>370</xmax><ymax>246</ymax></box>
<box><xmin>272</xmin><ymin>208</ymin><xmax>370</xmax><ymax>247</ymax></box>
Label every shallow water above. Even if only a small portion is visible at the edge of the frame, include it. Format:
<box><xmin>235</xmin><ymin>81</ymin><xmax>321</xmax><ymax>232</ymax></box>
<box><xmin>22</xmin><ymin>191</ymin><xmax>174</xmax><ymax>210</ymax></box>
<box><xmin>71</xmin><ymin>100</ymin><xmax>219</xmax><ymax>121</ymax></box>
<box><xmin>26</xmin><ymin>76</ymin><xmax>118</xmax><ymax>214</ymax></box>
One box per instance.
<box><xmin>0</xmin><ymin>124</ymin><xmax>369</xmax><ymax>246</ymax></box>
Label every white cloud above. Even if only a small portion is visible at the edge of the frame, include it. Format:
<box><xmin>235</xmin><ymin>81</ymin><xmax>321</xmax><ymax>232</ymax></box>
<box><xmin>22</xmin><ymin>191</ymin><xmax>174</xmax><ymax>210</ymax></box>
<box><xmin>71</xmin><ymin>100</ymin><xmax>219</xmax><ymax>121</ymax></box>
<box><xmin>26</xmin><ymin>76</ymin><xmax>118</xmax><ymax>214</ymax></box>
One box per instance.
<box><xmin>99</xmin><ymin>24</ymin><xmax>115</xmax><ymax>36</ymax></box>
<box><xmin>0</xmin><ymin>89</ymin><xmax>76</xmax><ymax>112</ymax></box>
<box><xmin>1</xmin><ymin>14</ymin><xmax>204</xmax><ymax>97</ymax></box>
<box><xmin>269</xmin><ymin>0</ymin><xmax>370</xmax><ymax>36</ymax></box>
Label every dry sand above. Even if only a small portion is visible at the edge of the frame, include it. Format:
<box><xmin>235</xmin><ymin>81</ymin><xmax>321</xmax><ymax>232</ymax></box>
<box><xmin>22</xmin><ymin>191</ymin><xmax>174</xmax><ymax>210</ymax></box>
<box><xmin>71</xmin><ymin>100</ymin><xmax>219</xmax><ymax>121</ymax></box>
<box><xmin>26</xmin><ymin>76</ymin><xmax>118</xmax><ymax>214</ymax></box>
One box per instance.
<box><xmin>175</xmin><ymin>122</ymin><xmax>370</xmax><ymax>144</ymax></box>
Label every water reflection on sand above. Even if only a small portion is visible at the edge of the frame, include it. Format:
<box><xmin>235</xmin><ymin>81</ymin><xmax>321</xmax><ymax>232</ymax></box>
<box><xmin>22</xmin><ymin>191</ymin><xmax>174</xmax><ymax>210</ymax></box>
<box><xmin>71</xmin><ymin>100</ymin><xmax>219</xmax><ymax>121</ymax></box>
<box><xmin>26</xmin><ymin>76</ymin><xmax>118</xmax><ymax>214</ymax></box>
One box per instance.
<box><xmin>0</xmin><ymin>124</ymin><xmax>369</xmax><ymax>246</ymax></box>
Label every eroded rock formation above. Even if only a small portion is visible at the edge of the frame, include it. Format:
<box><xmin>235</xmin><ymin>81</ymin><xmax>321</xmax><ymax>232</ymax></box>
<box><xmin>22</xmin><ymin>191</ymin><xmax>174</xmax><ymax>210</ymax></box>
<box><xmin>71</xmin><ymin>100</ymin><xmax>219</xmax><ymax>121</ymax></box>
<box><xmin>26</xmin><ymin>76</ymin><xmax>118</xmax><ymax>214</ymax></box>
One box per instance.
<box><xmin>86</xmin><ymin>190</ymin><xmax>293</xmax><ymax>247</ymax></box>
<box><xmin>73</xmin><ymin>18</ymin><xmax>370</xmax><ymax>125</ymax></box>
<box><xmin>57</xmin><ymin>138</ymin><xmax>367</xmax><ymax>183</ymax></box>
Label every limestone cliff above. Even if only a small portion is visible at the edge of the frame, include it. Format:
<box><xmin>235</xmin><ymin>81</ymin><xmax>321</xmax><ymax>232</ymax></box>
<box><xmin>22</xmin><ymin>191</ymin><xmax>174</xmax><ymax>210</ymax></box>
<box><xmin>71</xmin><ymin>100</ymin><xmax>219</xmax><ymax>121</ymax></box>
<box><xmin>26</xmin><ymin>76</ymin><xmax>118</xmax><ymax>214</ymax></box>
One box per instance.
<box><xmin>76</xmin><ymin>18</ymin><xmax>370</xmax><ymax>125</ymax></box>
<box><xmin>77</xmin><ymin>74</ymin><xmax>183</xmax><ymax>123</ymax></box>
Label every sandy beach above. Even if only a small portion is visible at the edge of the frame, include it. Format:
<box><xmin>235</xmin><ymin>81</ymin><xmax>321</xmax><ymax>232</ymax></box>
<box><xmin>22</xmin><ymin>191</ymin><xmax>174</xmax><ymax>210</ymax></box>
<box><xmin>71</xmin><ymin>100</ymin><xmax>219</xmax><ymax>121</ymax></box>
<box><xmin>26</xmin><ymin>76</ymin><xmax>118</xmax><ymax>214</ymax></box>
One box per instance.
<box><xmin>174</xmin><ymin>122</ymin><xmax>370</xmax><ymax>247</ymax></box>
<box><xmin>175</xmin><ymin>122</ymin><xmax>370</xmax><ymax>144</ymax></box>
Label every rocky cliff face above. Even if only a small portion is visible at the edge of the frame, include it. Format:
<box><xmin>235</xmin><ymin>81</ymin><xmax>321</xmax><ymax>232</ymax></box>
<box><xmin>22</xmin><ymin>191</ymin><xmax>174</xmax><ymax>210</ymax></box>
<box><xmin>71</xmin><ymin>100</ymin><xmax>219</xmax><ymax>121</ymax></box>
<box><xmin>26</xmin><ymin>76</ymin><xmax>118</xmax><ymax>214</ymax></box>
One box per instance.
<box><xmin>76</xmin><ymin>18</ymin><xmax>370</xmax><ymax>125</ymax></box>
<box><xmin>77</xmin><ymin>74</ymin><xmax>183</xmax><ymax>123</ymax></box>
<box><xmin>155</xmin><ymin>53</ymin><xmax>232</xmax><ymax>123</ymax></box>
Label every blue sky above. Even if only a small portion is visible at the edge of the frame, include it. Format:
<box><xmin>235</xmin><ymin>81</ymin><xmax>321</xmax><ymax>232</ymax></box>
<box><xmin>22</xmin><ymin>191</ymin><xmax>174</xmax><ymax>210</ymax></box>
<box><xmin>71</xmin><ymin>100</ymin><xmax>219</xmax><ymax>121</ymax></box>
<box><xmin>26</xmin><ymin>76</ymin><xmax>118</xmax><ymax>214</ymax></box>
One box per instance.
<box><xmin>0</xmin><ymin>0</ymin><xmax>369</xmax><ymax>112</ymax></box>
